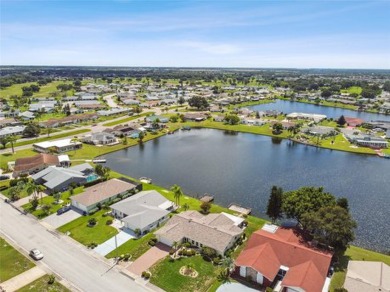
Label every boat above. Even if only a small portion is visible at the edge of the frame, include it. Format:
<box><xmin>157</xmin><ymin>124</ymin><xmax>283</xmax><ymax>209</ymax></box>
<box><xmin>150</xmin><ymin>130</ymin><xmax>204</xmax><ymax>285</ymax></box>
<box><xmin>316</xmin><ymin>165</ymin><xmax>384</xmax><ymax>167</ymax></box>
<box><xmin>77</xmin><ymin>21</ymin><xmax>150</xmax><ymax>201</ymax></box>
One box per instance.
<box><xmin>92</xmin><ymin>159</ymin><xmax>106</xmax><ymax>163</ymax></box>
<box><xmin>181</xmin><ymin>126</ymin><xmax>191</xmax><ymax>131</ymax></box>
<box><xmin>139</xmin><ymin>177</ymin><xmax>152</xmax><ymax>184</ymax></box>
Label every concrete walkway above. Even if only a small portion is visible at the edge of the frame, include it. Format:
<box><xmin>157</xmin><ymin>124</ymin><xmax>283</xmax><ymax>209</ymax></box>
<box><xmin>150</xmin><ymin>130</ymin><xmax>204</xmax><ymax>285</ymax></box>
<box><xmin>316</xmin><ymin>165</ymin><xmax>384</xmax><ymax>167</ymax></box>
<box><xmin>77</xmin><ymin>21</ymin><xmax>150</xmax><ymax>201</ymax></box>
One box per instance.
<box><xmin>127</xmin><ymin>243</ymin><xmax>170</xmax><ymax>276</ymax></box>
<box><xmin>1</xmin><ymin>266</ymin><xmax>46</xmax><ymax>291</ymax></box>
<box><xmin>94</xmin><ymin>230</ymin><xmax>135</xmax><ymax>256</ymax></box>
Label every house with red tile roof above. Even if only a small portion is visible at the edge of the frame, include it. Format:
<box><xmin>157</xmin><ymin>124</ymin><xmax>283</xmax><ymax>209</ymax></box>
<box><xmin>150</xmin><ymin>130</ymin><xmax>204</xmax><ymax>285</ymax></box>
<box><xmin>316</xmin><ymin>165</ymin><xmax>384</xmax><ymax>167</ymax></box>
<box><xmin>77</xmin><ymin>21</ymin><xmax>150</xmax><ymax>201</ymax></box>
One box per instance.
<box><xmin>345</xmin><ymin>117</ymin><xmax>364</xmax><ymax>127</ymax></box>
<box><xmin>235</xmin><ymin>224</ymin><xmax>333</xmax><ymax>292</ymax></box>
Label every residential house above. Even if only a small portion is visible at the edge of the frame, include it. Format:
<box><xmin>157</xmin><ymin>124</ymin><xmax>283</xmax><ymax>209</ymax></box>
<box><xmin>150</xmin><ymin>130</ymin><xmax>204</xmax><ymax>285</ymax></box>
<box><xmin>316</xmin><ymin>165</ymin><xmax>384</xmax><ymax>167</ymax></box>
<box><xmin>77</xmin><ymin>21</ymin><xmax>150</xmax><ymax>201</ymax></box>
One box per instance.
<box><xmin>183</xmin><ymin>113</ymin><xmax>208</xmax><ymax>122</ymax></box>
<box><xmin>29</xmin><ymin>101</ymin><xmax>56</xmax><ymax>112</ymax></box>
<box><xmin>235</xmin><ymin>224</ymin><xmax>333</xmax><ymax>292</ymax></box>
<box><xmin>145</xmin><ymin>115</ymin><xmax>169</xmax><ymax>123</ymax></box>
<box><xmin>302</xmin><ymin>126</ymin><xmax>337</xmax><ymax>136</ymax></box>
<box><xmin>286</xmin><ymin>112</ymin><xmax>327</xmax><ymax>122</ymax></box>
<box><xmin>71</xmin><ymin>178</ymin><xmax>140</xmax><ymax>214</ymax></box>
<box><xmin>81</xmin><ymin>132</ymin><xmax>117</xmax><ymax>145</ymax></box>
<box><xmin>345</xmin><ymin>134</ymin><xmax>388</xmax><ymax>149</ymax></box>
<box><xmin>97</xmin><ymin>108</ymin><xmax>132</xmax><ymax>116</ymax></box>
<box><xmin>12</xmin><ymin>153</ymin><xmax>70</xmax><ymax>177</ymax></box>
<box><xmin>39</xmin><ymin>113</ymin><xmax>98</xmax><ymax>128</ymax></box>
<box><xmin>155</xmin><ymin>211</ymin><xmax>244</xmax><ymax>255</ymax></box>
<box><xmin>19</xmin><ymin>111</ymin><xmax>35</xmax><ymax>121</ymax></box>
<box><xmin>0</xmin><ymin>125</ymin><xmax>26</xmax><ymax>139</ymax></box>
<box><xmin>345</xmin><ymin>117</ymin><xmax>365</xmax><ymax>127</ymax></box>
<box><xmin>344</xmin><ymin>261</ymin><xmax>390</xmax><ymax>292</ymax></box>
<box><xmin>0</xmin><ymin>110</ymin><xmax>20</xmax><ymax>118</ymax></box>
<box><xmin>33</xmin><ymin>138</ymin><xmax>82</xmax><ymax>153</ymax></box>
<box><xmin>0</xmin><ymin>118</ymin><xmax>21</xmax><ymax>128</ymax></box>
<box><xmin>111</xmin><ymin>190</ymin><xmax>174</xmax><ymax>234</ymax></box>
<box><xmin>32</xmin><ymin>163</ymin><xmax>95</xmax><ymax>192</ymax></box>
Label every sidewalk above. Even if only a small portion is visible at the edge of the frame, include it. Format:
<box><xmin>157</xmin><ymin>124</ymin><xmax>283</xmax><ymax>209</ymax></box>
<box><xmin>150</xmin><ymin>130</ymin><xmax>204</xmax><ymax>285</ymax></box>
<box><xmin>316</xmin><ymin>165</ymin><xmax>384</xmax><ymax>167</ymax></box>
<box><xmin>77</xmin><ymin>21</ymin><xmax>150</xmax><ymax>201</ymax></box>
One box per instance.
<box><xmin>1</xmin><ymin>266</ymin><xmax>46</xmax><ymax>291</ymax></box>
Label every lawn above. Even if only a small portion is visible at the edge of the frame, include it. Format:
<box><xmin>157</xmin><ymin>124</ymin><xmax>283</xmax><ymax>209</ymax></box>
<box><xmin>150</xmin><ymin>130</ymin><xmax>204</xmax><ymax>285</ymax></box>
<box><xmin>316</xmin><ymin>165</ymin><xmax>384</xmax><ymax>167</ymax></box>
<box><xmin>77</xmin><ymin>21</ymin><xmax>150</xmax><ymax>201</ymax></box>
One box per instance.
<box><xmin>13</xmin><ymin>129</ymin><xmax>90</xmax><ymax>148</ymax></box>
<box><xmin>0</xmin><ymin>81</ymin><xmax>73</xmax><ymax>100</ymax></box>
<box><xmin>16</xmin><ymin>274</ymin><xmax>70</xmax><ymax>292</ymax></box>
<box><xmin>0</xmin><ymin>149</ymin><xmax>37</xmax><ymax>170</ymax></box>
<box><xmin>150</xmin><ymin>255</ymin><xmax>222</xmax><ymax>292</ymax></box>
<box><xmin>105</xmin><ymin>232</ymin><xmax>155</xmax><ymax>260</ymax></box>
<box><xmin>341</xmin><ymin>86</ymin><xmax>362</xmax><ymax>95</ymax></box>
<box><xmin>329</xmin><ymin>246</ymin><xmax>390</xmax><ymax>291</ymax></box>
<box><xmin>319</xmin><ymin>134</ymin><xmax>376</xmax><ymax>155</ymax></box>
<box><xmin>22</xmin><ymin>187</ymin><xmax>85</xmax><ymax>219</ymax></box>
<box><xmin>57</xmin><ymin>210</ymin><xmax>118</xmax><ymax>246</ymax></box>
<box><xmin>102</xmin><ymin>112</ymin><xmax>154</xmax><ymax>126</ymax></box>
<box><xmin>0</xmin><ymin>237</ymin><xmax>35</xmax><ymax>282</ymax></box>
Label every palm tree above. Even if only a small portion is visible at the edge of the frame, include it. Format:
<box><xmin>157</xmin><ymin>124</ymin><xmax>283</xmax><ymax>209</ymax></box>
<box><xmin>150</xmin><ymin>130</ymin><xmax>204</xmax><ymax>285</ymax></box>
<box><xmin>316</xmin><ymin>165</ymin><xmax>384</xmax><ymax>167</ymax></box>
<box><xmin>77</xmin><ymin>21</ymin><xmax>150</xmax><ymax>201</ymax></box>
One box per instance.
<box><xmin>170</xmin><ymin>184</ymin><xmax>183</xmax><ymax>207</ymax></box>
<box><xmin>7</xmin><ymin>135</ymin><xmax>18</xmax><ymax>154</ymax></box>
<box><xmin>26</xmin><ymin>182</ymin><xmax>45</xmax><ymax>204</ymax></box>
<box><xmin>183</xmin><ymin>203</ymin><xmax>190</xmax><ymax>211</ymax></box>
<box><xmin>71</xmin><ymin>136</ymin><xmax>79</xmax><ymax>155</ymax></box>
<box><xmin>138</xmin><ymin>131</ymin><xmax>145</xmax><ymax>144</ymax></box>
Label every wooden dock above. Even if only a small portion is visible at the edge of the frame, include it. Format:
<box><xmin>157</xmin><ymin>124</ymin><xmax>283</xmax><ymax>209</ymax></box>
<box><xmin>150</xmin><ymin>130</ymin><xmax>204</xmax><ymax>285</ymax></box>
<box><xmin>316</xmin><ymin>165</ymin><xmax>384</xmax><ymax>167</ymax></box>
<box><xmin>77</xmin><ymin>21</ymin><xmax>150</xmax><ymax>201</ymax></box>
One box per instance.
<box><xmin>200</xmin><ymin>194</ymin><xmax>214</xmax><ymax>203</ymax></box>
<box><xmin>228</xmin><ymin>204</ymin><xmax>252</xmax><ymax>215</ymax></box>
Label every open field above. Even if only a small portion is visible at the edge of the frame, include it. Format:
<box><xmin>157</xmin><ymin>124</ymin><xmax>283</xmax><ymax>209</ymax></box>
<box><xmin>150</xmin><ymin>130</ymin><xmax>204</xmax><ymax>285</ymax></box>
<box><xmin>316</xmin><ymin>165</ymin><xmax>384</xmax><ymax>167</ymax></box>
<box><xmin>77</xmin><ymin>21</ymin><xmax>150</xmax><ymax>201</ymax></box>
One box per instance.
<box><xmin>0</xmin><ymin>81</ymin><xmax>74</xmax><ymax>99</ymax></box>
<box><xmin>102</xmin><ymin>112</ymin><xmax>154</xmax><ymax>126</ymax></box>
<box><xmin>0</xmin><ymin>237</ymin><xmax>35</xmax><ymax>282</ymax></box>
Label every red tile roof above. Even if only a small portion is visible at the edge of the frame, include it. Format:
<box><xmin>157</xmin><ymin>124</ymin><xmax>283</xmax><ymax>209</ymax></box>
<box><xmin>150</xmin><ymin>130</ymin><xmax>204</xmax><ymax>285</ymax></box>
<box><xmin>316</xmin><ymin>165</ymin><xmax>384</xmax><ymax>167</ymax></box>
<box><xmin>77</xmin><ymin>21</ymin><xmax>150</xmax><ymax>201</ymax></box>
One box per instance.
<box><xmin>235</xmin><ymin>227</ymin><xmax>332</xmax><ymax>292</ymax></box>
<box><xmin>345</xmin><ymin>117</ymin><xmax>364</xmax><ymax>126</ymax></box>
<box><xmin>14</xmin><ymin>153</ymin><xmax>59</xmax><ymax>172</ymax></box>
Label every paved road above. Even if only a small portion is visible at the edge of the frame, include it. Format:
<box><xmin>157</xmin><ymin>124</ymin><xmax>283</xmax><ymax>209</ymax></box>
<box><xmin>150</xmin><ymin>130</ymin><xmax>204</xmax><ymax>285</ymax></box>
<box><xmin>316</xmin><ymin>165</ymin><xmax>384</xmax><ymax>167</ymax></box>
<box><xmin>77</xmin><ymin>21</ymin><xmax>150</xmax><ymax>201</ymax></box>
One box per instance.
<box><xmin>103</xmin><ymin>93</ymin><xmax>118</xmax><ymax>108</ymax></box>
<box><xmin>0</xmin><ymin>199</ymin><xmax>147</xmax><ymax>292</ymax></box>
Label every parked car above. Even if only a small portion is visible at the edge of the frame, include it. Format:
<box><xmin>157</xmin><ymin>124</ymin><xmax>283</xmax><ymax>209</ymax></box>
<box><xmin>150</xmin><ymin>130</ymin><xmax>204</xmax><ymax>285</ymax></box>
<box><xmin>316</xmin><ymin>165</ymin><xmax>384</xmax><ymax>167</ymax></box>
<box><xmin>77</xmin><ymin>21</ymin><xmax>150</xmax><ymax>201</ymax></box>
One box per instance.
<box><xmin>29</xmin><ymin>248</ymin><xmax>44</xmax><ymax>260</ymax></box>
<box><xmin>57</xmin><ymin>205</ymin><xmax>72</xmax><ymax>215</ymax></box>
<box><xmin>0</xmin><ymin>175</ymin><xmax>10</xmax><ymax>181</ymax></box>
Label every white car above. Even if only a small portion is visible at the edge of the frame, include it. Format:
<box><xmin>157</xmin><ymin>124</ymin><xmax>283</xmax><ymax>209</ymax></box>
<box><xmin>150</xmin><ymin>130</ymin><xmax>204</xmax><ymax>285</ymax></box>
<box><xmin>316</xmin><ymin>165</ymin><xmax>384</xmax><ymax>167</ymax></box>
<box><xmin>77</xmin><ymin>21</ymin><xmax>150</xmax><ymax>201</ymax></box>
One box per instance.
<box><xmin>29</xmin><ymin>248</ymin><xmax>44</xmax><ymax>260</ymax></box>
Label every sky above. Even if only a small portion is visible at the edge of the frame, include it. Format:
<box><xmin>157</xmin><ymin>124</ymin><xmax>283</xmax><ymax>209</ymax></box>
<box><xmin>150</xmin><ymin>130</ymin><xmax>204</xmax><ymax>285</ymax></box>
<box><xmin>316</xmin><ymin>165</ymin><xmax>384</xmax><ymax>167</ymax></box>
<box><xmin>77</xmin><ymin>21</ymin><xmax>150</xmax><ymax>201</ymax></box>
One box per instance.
<box><xmin>0</xmin><ymin>0</ymin><xmax>389</xmax><ymax>69</ymax></box>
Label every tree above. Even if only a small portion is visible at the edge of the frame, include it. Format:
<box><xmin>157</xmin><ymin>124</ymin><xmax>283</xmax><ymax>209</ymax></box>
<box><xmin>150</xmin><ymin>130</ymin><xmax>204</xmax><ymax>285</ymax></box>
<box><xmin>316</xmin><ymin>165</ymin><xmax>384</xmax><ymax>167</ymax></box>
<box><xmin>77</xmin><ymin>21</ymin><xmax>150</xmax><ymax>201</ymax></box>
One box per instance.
<box><xmin>301</xmin><ymin>205</ymin><xmax>356</xmax><ymax>252</ymax></box>
<box><xmin>201</xmin><ymin>246</ymin><xmax>217</xmax><ymax>260</ymax></box>
<box><xmin>200</xmin><ymin>201</ymin><xmax>211</xmax><ymax>214</ymax></box>
<box><xmin>266</xmin><ymin>186</ymin><xmax>283</xmax><ymax>223</ymax></box>
<box><xmin>23</xmin><ymin>123</ymin><xmax>40</xmax><ymax>137</ymax></box>
<box><xmin>183</xmin><ymin>203</ymin><xmax>190</xmax><ymax>211</ymax></box>
<box><xmin>0</xmin><ymin>137</ymin><xmax>8</xmax><ymax>149</ymax></box>
<box><xmin>224</xmin><ymin>114</ymin><xmax>240</xmax><ymax>125</ymax></box>
<box><xmin>138</xmin><ymin>131</ymin><xmax>145</xmax><ymax>144</ymax></box>
<box><xmin>53</xmin><ymin>192</ymin><xmax>62</xmax><ymax>204</ymax></box>
<box><xmin>8</xmin><ymin>186</ymin><xmax>21</xmax><ymax>201</ymax></box>
<box><xmin>170</xmin><ymin>184</ymin><xmax>183</xmax><ymax>206</ymax></box>
<box><xmin>321</xmin><ymin>89</ymin><xmax>332</xmax><ymax>98</ymax></box>
<box><xmin>188</xmin><ymin>96</ymin><xmax>209</xmax><ymax>110</ymax></box>
<box><xmin>336</xmin><ymin>197</ymin><xmax>349</xmax><ymax>211</ymax></box>
<box><xmin>26</xmin><ymin>181</ymin><xmax>45</xmax><ymax>203</ymax></box>
<box><xmin>6</xmin><ymin>135</ymin><xmax>17</xmax><ymax>153</ymax></box>
<box><xmin>383</xmin><ymin>81</ymin><xmax>390</xmax><ymax>92</ymax></box>
<box><xmin>272</xmin><ymin>123</ymin><xmax>283</xmax><ymax>135</ymax></box>
<box><xmin>178</xmin><ymin>96</ymin><xmax>185</xmax><ymax>105</ymax></box>
<box><xmin>134</xmin><ymin>228</ymin><xmax>141</xmax><ymax>237</ymax></box>
<box><xmin>337</xmin><ymin>115</ymin><xmax>346</xmax><ymax>126</ymax></box>
<box><xmin>30</xmin><ymin>197</ymin><xmax>39</xmax><ymax>211</ymax></box>
<box><xmin>41</xmin><ymin>204</ymin><xmax>51</xmax><ymax>215</ymax></box>
<box><xmin>95</xmin><ymin>165</ymin><xmax>110</xmax><ymax>180</ymax></box>
<box><xmin>282</xmin><ymin>187</ymin><xmax>336</xmax><ymax>223</ymax></box>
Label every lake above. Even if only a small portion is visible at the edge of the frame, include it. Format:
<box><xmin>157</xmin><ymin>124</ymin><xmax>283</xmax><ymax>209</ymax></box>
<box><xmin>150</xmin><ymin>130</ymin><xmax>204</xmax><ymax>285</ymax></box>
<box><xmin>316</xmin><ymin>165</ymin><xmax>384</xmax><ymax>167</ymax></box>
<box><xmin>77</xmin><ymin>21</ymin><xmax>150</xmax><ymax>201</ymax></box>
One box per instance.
<box><xmin>102</xmin><ymin>129</ymin><xmax>390</xmax><ymax>253</ymax></box>
<box><xmin>249</xmin><ymin>99</ymin><xmax>390</xmax><ymax>122</ymax></box>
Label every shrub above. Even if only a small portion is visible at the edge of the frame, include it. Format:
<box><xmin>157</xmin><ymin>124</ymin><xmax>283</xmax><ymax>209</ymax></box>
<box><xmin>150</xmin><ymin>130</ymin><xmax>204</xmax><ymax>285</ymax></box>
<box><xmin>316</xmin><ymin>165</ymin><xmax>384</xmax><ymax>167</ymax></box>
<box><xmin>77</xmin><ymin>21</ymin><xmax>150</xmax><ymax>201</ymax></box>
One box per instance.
<box><xmin>88</xmin><ymin>242</ymin><xmax>97</xmax><ymax>249</ymax></box>
<box><xmin>47</xmin><ymin>274</ymin><xmax>55</xmax><ymax>285</ymax></box>
<box><xmin>88</xmin><ymin>218</ymin><xmax>97</xmax><ymax>226</ymax></box>
<box><xmin>124</xmin><ymin>253</ymin><xmax>131</xmax><ymax>261</ymax></box>
<box><xmin>212</xmin><ymin>257</ymin><xmax>221</xmax><ymax>265</ymax></box>
<box><xmin>141</xmin><ymin>271</ymin><xmax>151</xmax><ymax>279</ymax></box>
<box><xmin>169</xmin><ymin>249</ymin><xmax>175</xmax><ymax>255</ymax></box>
<box><xmin>178</xmin><ymin>250</ymin><xmax>183</xmax><ymax>256</ymax></box>
<box><xmin>265</xmin><ymin>287</ymin><xmax>273</xmax><ymax>292</ymax></box>
<box><xmin>106</xmin><ymin>219</ymin><xmax>113</xmax><ymax>225</ymax></box>
<box><xmin>148</xmin><ymin>240</ymin><xmax>156</xmax><ymax>246</ymax></box>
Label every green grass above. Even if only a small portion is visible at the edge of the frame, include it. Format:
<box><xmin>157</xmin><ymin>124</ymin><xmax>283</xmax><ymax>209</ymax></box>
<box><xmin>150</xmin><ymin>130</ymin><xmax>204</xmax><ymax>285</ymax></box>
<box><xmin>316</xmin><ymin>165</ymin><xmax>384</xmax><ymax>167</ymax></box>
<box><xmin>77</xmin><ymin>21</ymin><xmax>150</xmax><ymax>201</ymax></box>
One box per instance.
<box><xmin>22</xmin><ymin>187</ymin><xmax>84</xmax><ymax>219</ymax></box>
<box><xmin>318</xmin><ymin>134</ymin><xmax>376</xmax><ymax>155</ymax></box>
<box><xmin>0</xmin><ymin>237</ymin><xmax>35</xmax><ymax>282</ymax></box>
<box><xmin>150</xmin><ymin>255</ymin><xmax>222</xmax><ymax>292</ymax></box>
<box><xmin>0</xmin><ymin>149</ymin><xmax>37</xmax><ymax>170</ymax></box>
<box><xmin>105</xmin><ymin>232</ymin><xmax>155</xmax><ymax>260</ymax></box>
<box><xmin>57</xmin><ymin>210</ymin><xmax>118</xmax><ymax>245</ymax></box>
<box><xmin>102</xmin><ymin>112</ymin><xmax>154</xmax><ymax>126</ymax></box>
<box><xmin>0</xmin><ymin>81</ymin><xmax>73</xmax><ymax>100</ymax></box>
<box><xmin>13</xmin><ymin>129</ymin><xmax>90</xmax><ymax>148</ymax></box>
<box><xmin>330</xmin><ymin>246</ymin><xmax>390</xmax><ymax>291</ymax></box>
<box><xmin>16</xmin><ymin>274</ymin><xmax>70</xmax><ymax>292</ymax></box>
<box><xmin>341</xmin><ymin>86</ymin><xmax>362</xmax><ymax>95</ymax></box>
<box><xmin>181</xmin><ymin>120</ymin><xmax>290</xmax><ymax>139</ymax></box>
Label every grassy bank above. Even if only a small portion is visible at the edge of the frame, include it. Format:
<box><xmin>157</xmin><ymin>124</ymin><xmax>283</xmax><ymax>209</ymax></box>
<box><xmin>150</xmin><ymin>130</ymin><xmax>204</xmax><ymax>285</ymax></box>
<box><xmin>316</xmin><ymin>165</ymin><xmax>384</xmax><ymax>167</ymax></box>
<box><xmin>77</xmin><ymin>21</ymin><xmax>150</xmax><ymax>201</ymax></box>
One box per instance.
<box><xmin>330</xmin><ymin>246</ymin><xmax>390</xmax><ymax>291</ymax></box>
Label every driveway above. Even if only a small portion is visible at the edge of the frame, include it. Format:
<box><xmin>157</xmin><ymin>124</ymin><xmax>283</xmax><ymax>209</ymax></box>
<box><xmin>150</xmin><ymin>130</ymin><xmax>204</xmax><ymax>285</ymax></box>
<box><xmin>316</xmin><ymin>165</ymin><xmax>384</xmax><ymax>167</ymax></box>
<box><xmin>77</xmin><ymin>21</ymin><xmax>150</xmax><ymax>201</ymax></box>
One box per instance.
<box><xmin>42</xmin><ymin>209</ymin><xmax>82</xmax><ymax>229</ymax></box>
<box><xmin>127</xmin><ymin>243</ymin><xmax>170</xmax><ymax>276</ymax></box>
<box><xmin>94</xmin><ymin>230</ymin><xmax>135</xmax><ymax>256</ymax></box>
<box><xmin>217</xmin><ymin>283</ymin><xmax>260</xmax><ymax>292</ymax></box>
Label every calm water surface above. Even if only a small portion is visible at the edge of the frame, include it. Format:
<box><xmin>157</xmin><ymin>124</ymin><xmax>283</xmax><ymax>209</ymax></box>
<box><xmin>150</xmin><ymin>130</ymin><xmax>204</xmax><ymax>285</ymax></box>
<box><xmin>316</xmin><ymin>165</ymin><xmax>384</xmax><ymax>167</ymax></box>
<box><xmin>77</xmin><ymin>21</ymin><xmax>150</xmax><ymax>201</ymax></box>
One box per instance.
<box><xmin>249</xmin><ymin>100</ymin><xmax>390</xmax><ymax>121</ymax></box>
<box><xmin>102</xmin><ymin>129</ymin><xmax>390</xmax><ymax>253</ymax></box>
